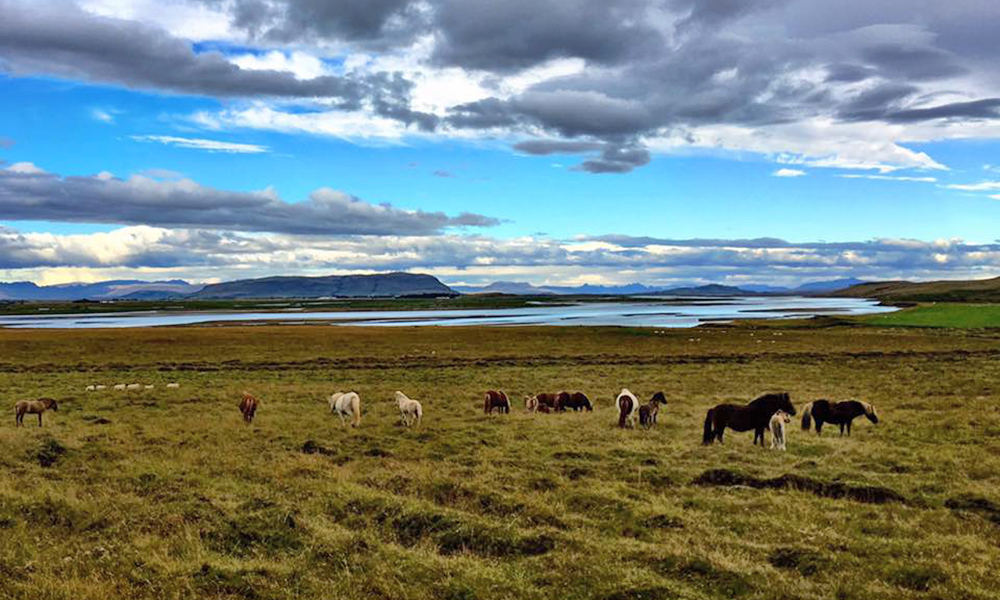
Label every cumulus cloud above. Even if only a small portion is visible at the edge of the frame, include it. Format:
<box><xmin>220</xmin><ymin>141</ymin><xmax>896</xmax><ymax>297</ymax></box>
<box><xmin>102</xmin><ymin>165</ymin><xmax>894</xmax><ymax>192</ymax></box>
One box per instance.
<box><xmin>0</xmin><ymin>165</ymin><xmax>499</xmax><ymax>236</ymax></box>
<box><xmin>2</xmin><ymin>226</ymin><xmax>1000</xmax><ymax>286</ymax></box>
<box><xmin>773</xmin><ymin>168</ymin><xmax>806</xmax><ymax>178</ymax></box>
<box><xmin>131</xmin><ymin>135</ymin><xmax>269</xmax><ymax>153</ymax></box>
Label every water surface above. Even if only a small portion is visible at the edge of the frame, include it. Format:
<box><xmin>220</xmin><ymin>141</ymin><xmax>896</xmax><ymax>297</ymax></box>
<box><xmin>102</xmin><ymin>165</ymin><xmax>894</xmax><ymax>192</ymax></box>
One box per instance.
<box><xmin>0</xmin><ymin>296</ymin><xmax>894</xmax><ymax>329</ymax></box>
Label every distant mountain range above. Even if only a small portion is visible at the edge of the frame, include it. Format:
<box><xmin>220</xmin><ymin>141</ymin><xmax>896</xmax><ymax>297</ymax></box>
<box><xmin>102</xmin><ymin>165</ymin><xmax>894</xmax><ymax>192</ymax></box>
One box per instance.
<box><xmin>0</xmin><ymin>280</ymin><xmax>202</xmax><ymax>301</ymax></box>
<box><xmin>454</xmin><ymin>278</ymin><xmax>867</xmax><ymax>296</ymax></box>
<box><xmin>0</xmin><ymin>274</ymin><xmax>870</xmax><ymax>301</ymax></box>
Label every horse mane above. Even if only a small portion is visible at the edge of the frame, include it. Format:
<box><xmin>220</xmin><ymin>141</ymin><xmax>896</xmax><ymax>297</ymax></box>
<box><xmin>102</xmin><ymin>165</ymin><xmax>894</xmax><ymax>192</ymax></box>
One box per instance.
<box><xmin>860</xmin><ymin>400</ymin><xmax>878</xmax><ymax>419</ymax></box>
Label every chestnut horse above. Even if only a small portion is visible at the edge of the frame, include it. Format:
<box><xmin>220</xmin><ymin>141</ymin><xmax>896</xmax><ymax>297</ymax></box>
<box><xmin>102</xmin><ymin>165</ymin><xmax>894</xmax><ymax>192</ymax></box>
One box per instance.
<box><xmin>702</xmin><ymin>392</ymin><xmax>796</xmax><ymax>445</ymax></box>
<box><xmin>239</xmin><ymin>392</ymin><xmax>259</xmax><ymax>425</ymax></box>
<box><xmin>638</xmin><ymin>392</ymin><xmax>665</xmax><ymax>429</ymax></box>
<box><xmin>484</xmin><ymin>390</ymin><xmax>511</xmax><ymax>414</ymax></box>
<box><xmin>801</xmin><ymin>400</ymin><xmax>878</xmax><ymax>436</ymax></box>
<box><xmin>15</xmin><ymin>398</ymin><xmax>58</xmax><ymax>427</ymax></box>
<box><xmin>555</xmin><ymin>391</ymin><xmax>593</xmax><ymax>412</ymax></box>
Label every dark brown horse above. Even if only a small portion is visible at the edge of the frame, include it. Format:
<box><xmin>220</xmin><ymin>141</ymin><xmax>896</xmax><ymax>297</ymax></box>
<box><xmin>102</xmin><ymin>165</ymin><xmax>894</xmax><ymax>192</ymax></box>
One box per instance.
<box><xmin>801</xmin><ymin>400</ymin><xmax>878</xmax><ymax>436</ymax></box>
<box><xmin>15</xmin><ymin>398</ymin><xmax>58</xmax><ymax>427</ymax></box>
<box><xmin>239</xmin><ymin>392</ymin><xmax>259</xmax><ymax>425</ymax></box>
<box><xmin>528</xmin><ymin>393</ymin><xmax>561</xmax><ymax>413</ymax></box>
<box><xmin>484</xmin><ymin>390</ymin><xmax>511</xmax><ymax>414</ymax></box>
<box><xmin>555</xmin><ymin>391</ymin><xmax>593</xmax><ymax>412</ymax></box>
<box><xmin>638</xmin><ymin>392</ymin><xmax>665</xmax><ymax>429</ymax></box>
<box><xmin>703</xmin><ymin>392</ymin><xmax>796</xmax><ymax>445</ymax></box>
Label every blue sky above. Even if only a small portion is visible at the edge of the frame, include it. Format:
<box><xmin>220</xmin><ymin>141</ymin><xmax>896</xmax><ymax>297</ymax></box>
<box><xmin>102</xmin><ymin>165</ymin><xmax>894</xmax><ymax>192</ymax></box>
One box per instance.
<box><xmin>1</xmin><ymin>0</ymin><xmax>1000</xmax><ymax>287</ymax></box>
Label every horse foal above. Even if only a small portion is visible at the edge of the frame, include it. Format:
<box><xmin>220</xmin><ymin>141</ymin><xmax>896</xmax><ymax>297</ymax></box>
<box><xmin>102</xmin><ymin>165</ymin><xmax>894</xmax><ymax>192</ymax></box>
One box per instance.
<box><xmin>769</xmin><ymin>410</ymin><xmax>791</xmax><ymax>451</ymax></box>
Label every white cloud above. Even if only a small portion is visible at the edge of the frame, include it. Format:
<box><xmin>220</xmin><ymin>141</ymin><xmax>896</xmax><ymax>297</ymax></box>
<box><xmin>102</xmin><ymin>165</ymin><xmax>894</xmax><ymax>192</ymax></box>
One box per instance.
<box><xmin>90</xmin><ymin>108</ymin><xmax>115</xmax><ymax>123</ymax></box>
<box><xmin>6</xmin><ymin>161</ymin><xmax>44</xmax><ymax>174</ymax></box>
<box><xmin>230</xmin><ymin>51</ymin><xmax>332</xmax><ymax>80</ymax></box>
<box><xmin>945</xmin><ymin>181</ymin><xmax>1000</xmax><ymax>191</ymax></box>
<box><xmin>773</xmin><ymin>168</ymin><xmax>806</xmax><ymax>177</ymax></box>
<box><xmin>840</xmin><ymin>174</ymin><xmax>938</xmax><ymax>182</ymax></box>
<box><xmin>131</xmin><ymin>135</ymin><xmax>270</xmax><ymax>154</ymax></box>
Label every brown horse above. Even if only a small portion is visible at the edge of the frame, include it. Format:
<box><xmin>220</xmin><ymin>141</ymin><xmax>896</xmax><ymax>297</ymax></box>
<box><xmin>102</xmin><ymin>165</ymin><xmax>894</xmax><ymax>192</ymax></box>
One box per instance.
<box><xmin>555</xmin><ymin>391</ymin><xmax>593</xmax><ymax>412</ymax></box>
<box><xmin>638</xmin><ymin>392</ymin><xmax>665</xmax><ymax>429</ymax></box>
<box><xmin>15</xmin><ymin>398</ymin><xmax>58</xmax><ymax>427</ymax></box>
<box><xmin>527</xmin><ymin>393</ymin><xmax>561</xmax><ymax>412</ymax></box>
<box><xmin>239</xmin><ymin>392</ymin><xmax>259</xmax><ymax>425</ymax></box>
<box><xmin>702</xmin><ymin>392</ymin><xmax>796</xmax><ymax>445</ymax></box>
<box><xmin>484</xmin><ymin>390</ymin><xmax>511</xmax><ymax>414</ymax></box>
<box><xmin>801</xmin><ymin>400</ymin><xmax>878</xmax><ymax>436</ymax></box>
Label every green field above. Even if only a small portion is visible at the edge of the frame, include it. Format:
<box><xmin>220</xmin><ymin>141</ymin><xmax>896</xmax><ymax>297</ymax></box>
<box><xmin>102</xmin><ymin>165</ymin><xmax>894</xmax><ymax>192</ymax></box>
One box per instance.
<box><xmin>861</xmin><ymin>303</ymin><xmax>1000</xmax><ymax>329</ymax></box>
<box><xmin>1</xmin><ymin>324</ymin><xmax>999</xmax><ymax>599</ymax></box>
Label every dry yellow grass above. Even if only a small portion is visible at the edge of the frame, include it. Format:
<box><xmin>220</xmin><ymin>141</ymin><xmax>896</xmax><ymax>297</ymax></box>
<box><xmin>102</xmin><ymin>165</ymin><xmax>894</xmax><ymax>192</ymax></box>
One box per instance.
<box><xmin>0</xmin><ymin>324</ymin><xmax>999</xmax><ymax>599</ymax></box>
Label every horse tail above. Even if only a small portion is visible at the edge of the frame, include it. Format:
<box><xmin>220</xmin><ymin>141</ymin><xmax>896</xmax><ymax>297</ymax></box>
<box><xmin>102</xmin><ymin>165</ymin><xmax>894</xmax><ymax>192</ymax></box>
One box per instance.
<box><xmin>702</xmin><ymin>408</ymin><xmax>715</xmax><ymax>445</ymax></box>
<box><xmin>801</xmin><ymin>402</ymin><xmax>813</xmax><ymax>431</ymax></box>
<box><xmin>351</xmin><ymin>394</ymin><xmax>361</xmax><ymax>426</ymax></box>
<box><xmin>484</xmin><ymin>393</ymin><xmax>491</xmax><ymax>414</ymax></box>
<box><xmin>617</xmin><ymin>396</ymin><xmax>631</xmax><ymax>428</ymax></box>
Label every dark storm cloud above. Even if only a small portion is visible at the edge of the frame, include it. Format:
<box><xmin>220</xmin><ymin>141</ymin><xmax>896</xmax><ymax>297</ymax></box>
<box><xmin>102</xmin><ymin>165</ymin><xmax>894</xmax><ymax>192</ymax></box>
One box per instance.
<box><xmin>0</xmin><ymin>167</ymin><xmax>499</xmax><ymax>236</ymax></box>
<box><xmin>513</xmin><ymin>140</ymin><xmax>606</xmax><ymax>155</ymax></box>
<box><xmin>0</xmin><ymin>0</ymin><xmax>438</xmax><ymax>127</ymax></box>
<box><xmin>884</xmin><ymin>98</ymin><xmax>1000</xmax><ymax>123</ymax></box>
<box><xmin>6</xmin><ymin>0</ymin><xmax>1000</xmax><ymax>176</ymax></box>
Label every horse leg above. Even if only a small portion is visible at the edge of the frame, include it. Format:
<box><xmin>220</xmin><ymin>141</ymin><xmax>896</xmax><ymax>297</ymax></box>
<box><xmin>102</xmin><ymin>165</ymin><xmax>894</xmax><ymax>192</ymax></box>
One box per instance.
<box><xmin>839</xmin><ymin>423</ymin><xmax>845</xmax><ymax>436</ymax></box>
<box><xmin>815</xmin><ymin>420</ymin><xmax>823</xmax><ymax>436</ymax></box>
<box><xmin>846</xmin><ymin>420</ymin><xmax>852</xmax><ymax>436</ymax></box>
<box><xmin>38</xmin><ymin>413</ymin><xmax>43</xmax><ymax>427</ymax></box>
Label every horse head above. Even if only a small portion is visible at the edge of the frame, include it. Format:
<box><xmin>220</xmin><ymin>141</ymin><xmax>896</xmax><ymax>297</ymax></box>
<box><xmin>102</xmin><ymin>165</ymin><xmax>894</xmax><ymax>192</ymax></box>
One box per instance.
<box><xmin>776</xmin><ymin>392</ymin><xmax>795</xmax><ymax>416</ymax></box>
<box><xmin>863</xmin><ymin>402</ymin><xmax>879</xmax><ymax>424</ymax></box>
<box><xmin>47</xmin><ymin>399</ymin><xmax>59</xmax><ymax>411</ymax></box>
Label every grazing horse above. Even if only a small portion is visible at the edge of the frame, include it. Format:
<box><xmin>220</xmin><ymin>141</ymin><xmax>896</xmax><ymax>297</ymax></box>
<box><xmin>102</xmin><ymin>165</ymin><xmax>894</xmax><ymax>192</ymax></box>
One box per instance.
<box><xmin>524</xmin><ymin>395</ymin><xmax>539</xmax><ymax>412</ymax></box>
<box><xmin>702</xmin><ymin>392</ymin><xmax>796</xmax><ymax>446</ymax></box>
<box><xmin>527</xmin><ymin>393</ymin><xmax>560</xmax><ymax>413</ymax></box>
<box><xmin>801</xmin><ymin>400</ymin><xmax>878</xmax><ymax>436</ymax></box>
<box><xmin>329</xmin><ymin>391</ymin><xmax>362</xmax><ymax>427</ymax></box>
<box><xmin>616</xmin><ymin>389</ymin><xmax>638</xmax><ymax>429</ymax></box>
<box><xmin>484</xmin><ymin>390</ymin><xmax>511</xmax><ymax>415</ymax></box>
<box><xmin>239</xmin><ymin>392</ymin><xmax>259</xmax><ymax>425</ymax></box>
<box><xmin>395</xmin><ymin>391</ymin><xmax>423</xmax><ymax>427</ymax></box>
<box><xmin>769</xmin><ymin>410</ymin><xmax>791</xmax><ymax>450</ymax></box>
<box><xmin>15</xmin><ymin>398</ymin><xmax>58</xmax><ymax>427</ymax></box>
<box><xmin>638</xmin><ymin>392</ymin><xmax>665</xmax><ymax>429</ymax></box>
<box><xmin>556</xmin><ymin>391</ymin><xmax>593</xmax><ymax>412</ymax></box>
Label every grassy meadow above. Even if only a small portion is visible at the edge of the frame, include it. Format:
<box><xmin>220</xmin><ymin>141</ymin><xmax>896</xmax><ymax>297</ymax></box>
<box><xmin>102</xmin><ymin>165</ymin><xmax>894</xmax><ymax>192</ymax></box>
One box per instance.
<box><xmin>1</xmin><ymin>324</ymin><xmax>999</xmax><ymax>599</ymax></box>
<box><xmin>861</xmin><ymin>303</ymin><xmax>1000</xmax><ymax>329</ymax></box>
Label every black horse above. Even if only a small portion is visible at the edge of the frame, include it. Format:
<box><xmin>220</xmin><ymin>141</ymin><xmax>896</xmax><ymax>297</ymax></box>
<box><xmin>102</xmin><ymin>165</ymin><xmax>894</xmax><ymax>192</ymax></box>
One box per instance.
<box><xmin>801</xmin><ymin>400</ymin><xmax>878</xmax><ymax>436</ymax></box>
<box><xmin>556</xmin><ymin>391</ymin><xmax>593</xmax><ymax>412</ymax></box>
<box><xmin>702</xmin><ymin>392</ymin><xmax>796</xmax><ymax>445</ymax></box>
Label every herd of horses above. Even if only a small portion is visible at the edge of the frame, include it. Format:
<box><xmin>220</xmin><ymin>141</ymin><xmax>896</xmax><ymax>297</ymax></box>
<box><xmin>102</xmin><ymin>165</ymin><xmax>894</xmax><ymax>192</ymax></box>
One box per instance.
<box><xmin>14</xmin><ymin>385</ymin><xmax>880</xmax><ymax>448</ymax></box>
<box><xmin>227</xmin><ymin>387</ymin><xmax>879</xmax><ymax>449</ymax></box>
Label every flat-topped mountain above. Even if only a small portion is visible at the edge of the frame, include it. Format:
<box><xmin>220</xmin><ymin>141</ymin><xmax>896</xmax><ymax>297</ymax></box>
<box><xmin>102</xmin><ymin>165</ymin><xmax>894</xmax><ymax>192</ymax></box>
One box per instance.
<box><xmin>190</xmin><ymin>272</ymin><xmax>456</xmax><ymax>299</ymax></box>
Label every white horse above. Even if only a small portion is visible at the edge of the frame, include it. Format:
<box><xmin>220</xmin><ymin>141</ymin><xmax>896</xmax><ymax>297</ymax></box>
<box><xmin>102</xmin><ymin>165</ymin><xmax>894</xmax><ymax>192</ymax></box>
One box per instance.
<box><xmin>329</xmin><ymin>391</ymin><xmax>362</xmax><ymax>427</ymax></box>
<box><xmin>769</xmin><ymin>410</ymin><xmax>791</xmax><ymax>451</ymax></box>
<box><xmin>616</xmin><ymin>388</ymin><xmax>638</xmax><ymax>429</ymax></box>
<box><xmin>395</xmin><ymin>391</ymin><xmax>423</xmax><ymax>427</ymax></box>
